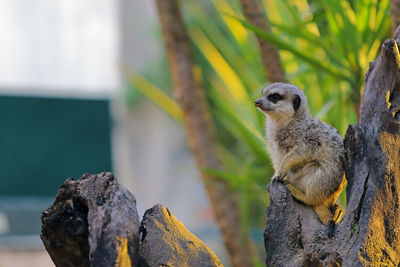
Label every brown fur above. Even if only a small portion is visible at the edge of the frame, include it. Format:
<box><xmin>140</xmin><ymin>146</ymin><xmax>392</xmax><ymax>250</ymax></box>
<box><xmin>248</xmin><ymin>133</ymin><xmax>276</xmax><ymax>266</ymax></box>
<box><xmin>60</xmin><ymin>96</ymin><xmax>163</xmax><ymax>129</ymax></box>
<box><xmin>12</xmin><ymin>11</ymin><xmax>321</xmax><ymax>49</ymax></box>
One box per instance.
<box><xmin>256</xmin><ymin>83</ymin><xmax>346</xmax><ymax>225</ymax></box>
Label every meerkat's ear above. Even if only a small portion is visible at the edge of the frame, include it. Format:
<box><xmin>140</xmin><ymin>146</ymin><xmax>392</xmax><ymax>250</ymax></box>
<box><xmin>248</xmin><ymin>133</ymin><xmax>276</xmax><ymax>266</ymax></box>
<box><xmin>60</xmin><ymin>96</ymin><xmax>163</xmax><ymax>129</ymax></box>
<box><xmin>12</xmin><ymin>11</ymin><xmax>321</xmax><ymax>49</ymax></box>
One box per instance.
<box><xmin>293</xmin><ymin>94</ymin><xmax>301</xmax><ymax>111</ymax></box>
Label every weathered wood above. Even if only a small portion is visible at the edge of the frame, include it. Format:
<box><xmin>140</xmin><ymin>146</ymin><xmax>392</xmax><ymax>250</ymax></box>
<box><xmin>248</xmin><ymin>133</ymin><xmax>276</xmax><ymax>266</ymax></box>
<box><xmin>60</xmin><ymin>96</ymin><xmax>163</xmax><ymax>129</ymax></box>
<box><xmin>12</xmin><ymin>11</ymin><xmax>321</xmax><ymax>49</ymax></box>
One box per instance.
<box><xmin>264</xmin><ymin>26</ymin><xmax>400</xmax><ymax>266</ymax></box>
<box><xmin>41</xmin><ymin>173</ymin><xmax>223</xmax><ymax>267</ymax></box>
<box><xmin>41</xmin><ymin>172</ymin><xmax>140</xmax><ymax>267</ymax></box>
<box><xmin>139</xmin><ymin>204</ymin><xmax>222</xmax><ymax>267</ymax></box>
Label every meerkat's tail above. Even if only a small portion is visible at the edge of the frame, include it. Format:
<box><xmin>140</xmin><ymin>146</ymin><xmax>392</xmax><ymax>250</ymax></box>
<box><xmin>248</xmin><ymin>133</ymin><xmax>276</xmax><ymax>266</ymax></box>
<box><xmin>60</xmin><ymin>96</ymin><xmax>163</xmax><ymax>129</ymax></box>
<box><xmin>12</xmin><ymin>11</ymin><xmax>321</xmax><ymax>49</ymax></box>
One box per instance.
<box><xmin>327</xmin><ymin>203</ymin><xmax>343</xmax><ymax>238</ymax></box>
<box><xmin>314</xmin><ymin>203</ymin><xmax>343</xmax><ymax>238</ymax></box>
<box><xmin>327</xmin><ymin>220</ymin><xmax>335</xmax><ymax>238</ymax></box>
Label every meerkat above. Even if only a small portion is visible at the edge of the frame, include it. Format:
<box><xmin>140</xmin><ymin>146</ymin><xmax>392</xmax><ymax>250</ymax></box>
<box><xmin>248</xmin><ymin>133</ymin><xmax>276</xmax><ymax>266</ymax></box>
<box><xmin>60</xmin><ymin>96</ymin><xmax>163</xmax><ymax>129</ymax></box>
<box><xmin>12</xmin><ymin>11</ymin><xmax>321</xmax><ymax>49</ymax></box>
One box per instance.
<box><xmin>255</xmin><ymin>83</ymin><xmax>346</xmax><ymax>227</ymax></box>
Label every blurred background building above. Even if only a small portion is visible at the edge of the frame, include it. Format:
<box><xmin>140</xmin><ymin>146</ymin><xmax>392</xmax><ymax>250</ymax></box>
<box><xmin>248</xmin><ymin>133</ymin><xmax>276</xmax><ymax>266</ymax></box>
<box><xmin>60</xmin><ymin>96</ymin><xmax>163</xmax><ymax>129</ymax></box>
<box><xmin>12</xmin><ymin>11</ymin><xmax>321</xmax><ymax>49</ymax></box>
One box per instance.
<box><xmin>0</xmin><ymin>0</ymin><xmax>226</xmax><ymax>266</ymax></box>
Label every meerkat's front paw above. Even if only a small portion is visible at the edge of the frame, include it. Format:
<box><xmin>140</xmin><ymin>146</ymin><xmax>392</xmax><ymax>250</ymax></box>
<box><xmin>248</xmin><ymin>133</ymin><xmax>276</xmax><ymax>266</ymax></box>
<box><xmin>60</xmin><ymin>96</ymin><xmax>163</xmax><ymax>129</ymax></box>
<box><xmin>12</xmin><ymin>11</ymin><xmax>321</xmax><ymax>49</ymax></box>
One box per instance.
<box><xmin>332</xmin><ymin>203</ymin><xmax>344</xmax><ymax>223</ymax></box>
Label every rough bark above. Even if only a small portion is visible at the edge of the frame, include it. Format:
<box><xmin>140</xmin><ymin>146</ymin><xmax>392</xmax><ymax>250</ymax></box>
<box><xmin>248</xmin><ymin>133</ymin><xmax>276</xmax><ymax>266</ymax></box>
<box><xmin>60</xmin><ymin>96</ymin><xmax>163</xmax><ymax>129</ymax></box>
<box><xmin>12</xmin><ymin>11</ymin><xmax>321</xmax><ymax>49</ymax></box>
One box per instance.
<box><xmin>139</xmin><ymin>204</ymin><xmax>222</xmax><ymax>267</ymax></box>
<box><xmin>42</xmin><ymin>173</ymin><xmax>222</xmax><ymax>267</ymax></box>
<box><xmin>41</xmin><ymin>172</ymin><xmax>140</xmax><ymax>267</ymax></box>
<box><xmin>239</xmin><ymin>0</ymin><xmax>286</xmax><ymax>83</ymax></box>
<box><xmin>264</xmin><ymin>27</ymin><xmax>400</xmax><ymax>266</ymax></box>
<box><xmin>155</xmin><ymin>1</ymin><xmax>255</xmax><ymax>266</ymax></box>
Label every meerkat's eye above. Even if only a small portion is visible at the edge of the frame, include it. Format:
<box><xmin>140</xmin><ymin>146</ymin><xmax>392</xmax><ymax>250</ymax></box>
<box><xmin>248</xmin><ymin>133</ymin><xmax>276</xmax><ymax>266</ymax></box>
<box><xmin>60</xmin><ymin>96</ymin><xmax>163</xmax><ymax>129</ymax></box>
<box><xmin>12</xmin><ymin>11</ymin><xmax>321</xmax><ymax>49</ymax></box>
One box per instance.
<box><xmin>267</xmin><ymin>93</ymin><xmax>283</xmax><ymax>103</ymax></box>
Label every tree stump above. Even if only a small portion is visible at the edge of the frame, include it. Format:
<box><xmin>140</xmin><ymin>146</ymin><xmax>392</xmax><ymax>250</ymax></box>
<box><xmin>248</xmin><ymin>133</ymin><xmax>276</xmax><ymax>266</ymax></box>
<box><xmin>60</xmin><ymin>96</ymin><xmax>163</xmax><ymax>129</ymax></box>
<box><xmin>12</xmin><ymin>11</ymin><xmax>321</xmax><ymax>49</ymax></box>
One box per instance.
<box><xmin>139</xmin><ymin>204</ymin><xmax>222</xmax><ymax>267</ymax></box>
<box><xmin>41</xmin><ymin>173</ymin><xmax>221</xmax><ymax>267</ymax></box>
<box><xmin>41</xmin><ymin>172</ymin><xmax>140</xmax><ymax>267</ymax></box>
<box><xmin>264</xmin><ymin>27</ymin><xmax>400</xmax><ymax>266</ymax></box>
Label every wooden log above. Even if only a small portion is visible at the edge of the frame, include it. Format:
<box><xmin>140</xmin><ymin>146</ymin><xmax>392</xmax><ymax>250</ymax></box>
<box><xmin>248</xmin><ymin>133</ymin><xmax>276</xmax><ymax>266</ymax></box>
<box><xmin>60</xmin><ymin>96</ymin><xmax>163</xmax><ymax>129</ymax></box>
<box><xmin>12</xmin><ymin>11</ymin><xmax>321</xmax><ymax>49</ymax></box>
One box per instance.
<box><xmin>138</xmin><ymin>204</ymin><xmax>222</xmax><ymax>267</ymax></box>
<box><xmin>41</xmin><ymin>172</ymin><xmax>140</xmax><ymax>267</ymax></box>
<box><xmin>264</xmin><ymin>26</ymin><xmax>400</xmax><ymax>266</ymax></box>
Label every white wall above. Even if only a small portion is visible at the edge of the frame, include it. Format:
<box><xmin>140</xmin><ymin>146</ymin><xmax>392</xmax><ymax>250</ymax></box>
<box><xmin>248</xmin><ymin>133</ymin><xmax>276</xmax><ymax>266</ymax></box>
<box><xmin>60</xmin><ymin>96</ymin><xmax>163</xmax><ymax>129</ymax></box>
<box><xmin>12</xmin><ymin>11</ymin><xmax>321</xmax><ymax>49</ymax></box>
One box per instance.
<box><xmin>0</xmin><ymin>0</ymin><xmax>119</xmax><ymax>97</ymax></box>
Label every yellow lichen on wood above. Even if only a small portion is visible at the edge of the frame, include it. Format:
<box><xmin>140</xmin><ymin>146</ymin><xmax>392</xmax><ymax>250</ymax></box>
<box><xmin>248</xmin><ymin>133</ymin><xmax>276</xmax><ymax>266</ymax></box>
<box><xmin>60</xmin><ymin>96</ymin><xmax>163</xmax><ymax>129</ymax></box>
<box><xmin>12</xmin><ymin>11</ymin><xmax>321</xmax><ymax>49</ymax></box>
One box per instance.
<box><xmin>386</xmin><ymin>90</ymin><xmax>392</xmax><ymax>110</ymax></box>
<box><xmin>384</xmin><ymin>90</ymin><xmax>398</xmax><ymax>118</ymax></box>
<box><xmin>115</xmin><ymin>237</ymin><xmax>132</xmax><ymax>267</ymax></box>
<box><xmin>157</xmin><ymin>206</ymin><xmax>223</xmax><ymax>266</ymax></box>
<box><xmin>394</xmin><ymin>40</ymin><xmax>400</xmax><ymax>70</ymax></box>
<box><xmin>360</xmin><ymin>132</ymin><xmax>400</xmax><ymax>265</ymax></box>
<box><xmin>380</xmin><ymin>132</ymin><xmax>400</xmax><ymax>177</ymax></box>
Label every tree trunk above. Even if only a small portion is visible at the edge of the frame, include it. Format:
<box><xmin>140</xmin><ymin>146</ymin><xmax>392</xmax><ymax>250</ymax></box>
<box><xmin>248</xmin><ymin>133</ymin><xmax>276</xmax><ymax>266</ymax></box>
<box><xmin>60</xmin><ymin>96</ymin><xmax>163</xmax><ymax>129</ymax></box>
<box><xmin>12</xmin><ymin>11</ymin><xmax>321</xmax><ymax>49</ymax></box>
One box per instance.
<box><xmin>155</xmin><ymin>1</ymin><xmax>255</xmax><ymax>266</ymax></box>
<box><xmin>239</xmin><ymin>0</ymin><xmax>287</xmax><ymax>83</ymax></box>
<box><xmin>264</xmin><ymin>26</ymin><xmax>400</xmax><ymax>266</ymax></box>
<box><xmin>391</xmin><ymin>0</ymin><xmax>400</xmax><ymax>34</ymax></box>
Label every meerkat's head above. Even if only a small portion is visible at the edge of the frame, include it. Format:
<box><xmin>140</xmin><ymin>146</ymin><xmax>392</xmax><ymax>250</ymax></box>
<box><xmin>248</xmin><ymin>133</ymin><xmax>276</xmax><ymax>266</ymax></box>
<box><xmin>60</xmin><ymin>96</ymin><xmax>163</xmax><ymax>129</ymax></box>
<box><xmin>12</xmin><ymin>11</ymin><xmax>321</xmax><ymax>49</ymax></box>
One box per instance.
<box><xmin>254</xmin><ymin>83</ymin><xmax>308</xmax><ymax>121</ymax></box>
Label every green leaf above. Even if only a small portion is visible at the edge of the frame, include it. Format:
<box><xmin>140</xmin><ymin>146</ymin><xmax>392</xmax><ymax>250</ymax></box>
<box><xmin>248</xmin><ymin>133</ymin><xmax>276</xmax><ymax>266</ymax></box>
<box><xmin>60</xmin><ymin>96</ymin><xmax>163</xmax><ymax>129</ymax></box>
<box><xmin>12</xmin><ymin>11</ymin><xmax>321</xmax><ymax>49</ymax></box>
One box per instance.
<box><xmin>211</xmin><ymin>90</ymin><xmax>268</xmax><ymax>160</ymax></box>
<box><xmin>315</xmin><ymin>98</ymin><xmax>336</xmax><ymax>119</ymax></box>
<box><xmin>226</xmin><ymin>14</ymin><xmax>355</xmax><ymax>86</ymax></box>
<box><xmin>270</xmin><ymin>22</ymin><xmax>349</xmax><ymax>70</ymax></box>
<box><xmin>124</xmin><ymin>68</ymin><xmax>183</xmax><ymax>122</ymax></box>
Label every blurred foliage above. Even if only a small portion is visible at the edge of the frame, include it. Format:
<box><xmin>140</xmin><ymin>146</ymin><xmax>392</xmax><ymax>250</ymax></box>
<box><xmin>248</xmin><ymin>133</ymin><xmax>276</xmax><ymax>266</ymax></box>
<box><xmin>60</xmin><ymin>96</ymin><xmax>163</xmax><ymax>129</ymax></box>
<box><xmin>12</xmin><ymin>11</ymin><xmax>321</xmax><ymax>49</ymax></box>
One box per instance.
<box><xmin>126</xmin><ymin>0</ymin><xmax>391</xmax><ymax>238</ymax></box>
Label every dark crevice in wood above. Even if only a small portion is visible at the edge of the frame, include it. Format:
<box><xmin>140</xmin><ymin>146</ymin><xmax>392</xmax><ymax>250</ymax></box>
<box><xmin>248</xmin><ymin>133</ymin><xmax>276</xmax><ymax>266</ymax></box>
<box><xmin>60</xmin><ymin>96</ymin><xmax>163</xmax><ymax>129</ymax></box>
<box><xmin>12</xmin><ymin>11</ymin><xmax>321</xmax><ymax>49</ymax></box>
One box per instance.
<box><xmin>297</xmin><ymin>216</ymin><xmax>304</xmax><ymax>250</ymax></box>
<box><xmin>139</xmin><ymin>224</ymin><xmax>146</xmax><ymax>242</ymax></box>
<box><xmin>354</xmin><ymin>170</ymin><xmax>370</xmax><ymax>225</ymax></box>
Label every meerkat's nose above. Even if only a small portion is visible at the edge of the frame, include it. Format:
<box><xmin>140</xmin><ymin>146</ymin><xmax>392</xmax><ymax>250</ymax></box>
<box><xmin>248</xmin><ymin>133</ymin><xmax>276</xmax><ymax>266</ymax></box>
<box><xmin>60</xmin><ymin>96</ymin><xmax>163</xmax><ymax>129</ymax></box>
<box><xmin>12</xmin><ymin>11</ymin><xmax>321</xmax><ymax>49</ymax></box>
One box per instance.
<box><xmin>255</xmin><ymin>99</ymin><xmax>261</xmax><ymax>107</ymax></box>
